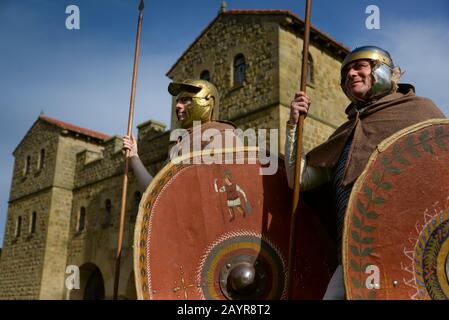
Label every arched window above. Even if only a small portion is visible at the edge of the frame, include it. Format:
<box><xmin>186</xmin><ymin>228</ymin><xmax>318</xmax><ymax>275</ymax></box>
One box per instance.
<box><xmin>233</xmin><ymin>54</ymin><xmax>246</xmax><ymax>86</ymax></box>
<box><xmin>200</xmin><ymin>70</ymin><xmax>211</xmax><ymax>82</ymax></box>
<box><xmin>306</xmin><ymin>53</ymin><xmax>314</xmax><ymax>85</ymax></box>
<box><xmin>130</xmin><ymin>191</ymin><xmax>142</xmax><ymax>222</ymax></box>
<box><xmin>78</xmin><ymin>207</ymin><xmax>86</xmax><ymax>232</ymax></box>
<box><xmin>103</xmin><ymin>200</ymin><xmax>112</xmax><ymax>227</ymax></box>
<box><xmin>30</xmin><ymin>211</ymin><xmax>37</xmax><ymax>234</ymax></box>
<box><xmin>15</xmin><ymin>216</ymin><xmax>22</xmax><ymax>238</ymax></box>
<box><xmin>38</xmin><ymin>149</ymin><xmax>45</xmax><ymax>170</ymax></box>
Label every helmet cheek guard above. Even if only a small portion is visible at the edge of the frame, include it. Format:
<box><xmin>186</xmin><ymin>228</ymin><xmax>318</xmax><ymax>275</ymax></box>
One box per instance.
<box><xmin>369</xmin><ymin>62</ymin><xmax>394</xmax><ymax>98</ymax></box>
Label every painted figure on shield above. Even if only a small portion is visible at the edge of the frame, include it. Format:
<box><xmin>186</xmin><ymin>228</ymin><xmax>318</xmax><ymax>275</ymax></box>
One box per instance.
<box><xmin>214</xmin><ymin>170</ymin><xmax>252</xmax><ymax>222</ymax></box>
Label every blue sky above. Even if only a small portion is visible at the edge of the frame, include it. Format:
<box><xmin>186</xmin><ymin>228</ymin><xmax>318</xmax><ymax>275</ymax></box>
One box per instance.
<box><xmin>0</xmin><ymin>0</ymin><xmax>448</xmax><ymax>246</ymax></box>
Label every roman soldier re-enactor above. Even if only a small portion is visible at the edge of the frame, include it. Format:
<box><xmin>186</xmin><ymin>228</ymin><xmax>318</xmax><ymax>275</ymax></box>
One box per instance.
<box><xmin>284</xmin><ymin>46</ymin><xmax>445</xmax><ymax>299</ymax></box>
<box><xmin>123</xmin><ymin>79</ymin><xmax>237</xmax><ymax>191</ymax></box>
<box><xmin>214</xmin><ymin>169</ymin><xmax>252</xmax><ymax>221</ymax></box>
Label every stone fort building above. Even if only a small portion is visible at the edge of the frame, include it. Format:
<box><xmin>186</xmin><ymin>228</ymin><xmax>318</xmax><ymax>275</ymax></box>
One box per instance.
<box><xmin>0</xmin><ymin>9</ymin><xmax>349</xmax><ymax>299</ymax></box>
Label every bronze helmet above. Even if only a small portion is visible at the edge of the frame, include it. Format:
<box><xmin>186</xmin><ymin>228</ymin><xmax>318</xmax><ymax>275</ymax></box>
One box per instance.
<box><xmin>340</xmin><ymin>46</ymin><xmax>399</xmax><ymax>104</ymax></box>
<box><xmin>168</xmin><ymin>79</ymin><xmax>219</xmax><ymax>129</ymax></box>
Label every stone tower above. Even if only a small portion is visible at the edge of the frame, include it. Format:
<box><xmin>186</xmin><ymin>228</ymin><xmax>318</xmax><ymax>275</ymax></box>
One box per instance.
<box><xmin>0</xmin><ymin>115</ymin><xmax>108</xmax><ymax>299</ymax></box>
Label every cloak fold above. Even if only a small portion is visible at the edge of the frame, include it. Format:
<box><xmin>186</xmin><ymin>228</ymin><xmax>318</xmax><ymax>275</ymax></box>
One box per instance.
<box><xmin>306</xmin><ymin>84</ymin><xmax>445</xmax><ymax>186</ymax></box>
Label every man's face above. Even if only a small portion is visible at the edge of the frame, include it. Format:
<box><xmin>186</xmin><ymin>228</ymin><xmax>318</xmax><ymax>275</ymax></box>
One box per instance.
<box><xmin>176</xmin><ymin>96</ymin><xmax>192</xmax><ymax>121</ymax></box>
<box><xmin>343</xmin><ymin>60</ymin><xmax>373</xmax><ymax>99</ymax></box>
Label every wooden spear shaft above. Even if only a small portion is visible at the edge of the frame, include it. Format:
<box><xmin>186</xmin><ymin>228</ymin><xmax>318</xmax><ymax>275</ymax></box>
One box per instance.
<box><xmin>113</xmin><ymin>0</ymin><xmax>145</xmax><ymax>300</ymax></box>
<box><xmin>286</xmin><ymin>0</ymin><xmax>312</xmax><ymax>300</ymax></box>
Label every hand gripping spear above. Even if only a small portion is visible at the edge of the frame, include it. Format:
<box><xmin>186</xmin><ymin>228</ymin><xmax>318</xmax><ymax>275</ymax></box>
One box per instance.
<box><xmin>113</xmin><ymin>0</ymin><xmax>145</xmax><ymax>300</ymax></box>
<box><xmin>286</xmin><ymin>0</ymin><xmax>312</xmax><ymax>299</ymax></box>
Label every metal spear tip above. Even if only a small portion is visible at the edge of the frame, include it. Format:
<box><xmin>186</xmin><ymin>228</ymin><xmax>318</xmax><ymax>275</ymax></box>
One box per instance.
<box><xmin>139</xmin><ymin>0</ymin><xmax>145</xmax><ymax>12</ymax></box>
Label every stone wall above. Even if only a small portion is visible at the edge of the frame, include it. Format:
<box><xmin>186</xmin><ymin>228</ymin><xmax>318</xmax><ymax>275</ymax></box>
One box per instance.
<box><xmin>0</xmin><ymin>120</ymin><xmax>110</xmax><ymax>299</ymax></box>
<box><xmin>135</xmin><ymin>120</ymin><xmax>170</xmax><ymax>176</ymax></box>
<box><xmin>38</xmin><ymin>187</ymin><xmax>73</xmax><ymax>299</ymax></box>
<box><xmin>0</xmin><ymin>190</ymin><xmax>52</xmax><ymax>299</ymax></box>
<box><xmin>278</xmin><ymin>25</ymin><xmax>350</xmax><ymax>154</ymax></box>
<box><xmin>65</xmin><ymin>175</ymin><xmax>137</xmax><ymax>299</ymax></box>
<box><xmin>65</xmin><ymin>119</ymin><xmax>169</xmax><ymax>299</ymax></box>
<box><xmin>9</xmin><ymin>121</ymin><xmax>60</xmax><ymax>201</ymax></box>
